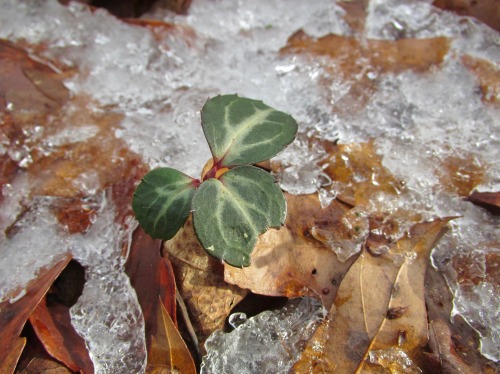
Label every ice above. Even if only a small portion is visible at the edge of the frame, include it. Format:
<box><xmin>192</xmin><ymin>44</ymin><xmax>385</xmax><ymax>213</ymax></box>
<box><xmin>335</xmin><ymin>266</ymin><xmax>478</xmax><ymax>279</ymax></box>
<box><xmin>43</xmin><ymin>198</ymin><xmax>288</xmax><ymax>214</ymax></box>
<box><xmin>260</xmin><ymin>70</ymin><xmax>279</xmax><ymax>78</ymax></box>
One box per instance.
<box><xmin>431</xmin><ymin>195</ymin><xmax>500</xmax><ymax>361</ymax></box>
<box><xmin>200</xmin><ymin>297</ymin><xmax>326</xmax><ymax>374</ymax></box>
<box><xmin>0</xmin><ymin>197</ymin><xmax>71</xmax><ymax>302</ymax></box>
<box><xmin>69</xmin><ymin>198</ymin><xmax>146</xmax><ymax>373</ymax></box>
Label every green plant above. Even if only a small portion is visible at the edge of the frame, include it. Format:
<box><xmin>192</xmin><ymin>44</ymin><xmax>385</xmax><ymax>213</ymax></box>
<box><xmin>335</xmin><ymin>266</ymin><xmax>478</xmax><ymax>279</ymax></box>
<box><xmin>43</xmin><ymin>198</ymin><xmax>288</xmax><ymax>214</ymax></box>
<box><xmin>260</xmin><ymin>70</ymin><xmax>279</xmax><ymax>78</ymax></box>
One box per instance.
<box><xmin>132</xmin><ymin>94</ymin><xmax>298</xmax><ymax>267</ymax></box>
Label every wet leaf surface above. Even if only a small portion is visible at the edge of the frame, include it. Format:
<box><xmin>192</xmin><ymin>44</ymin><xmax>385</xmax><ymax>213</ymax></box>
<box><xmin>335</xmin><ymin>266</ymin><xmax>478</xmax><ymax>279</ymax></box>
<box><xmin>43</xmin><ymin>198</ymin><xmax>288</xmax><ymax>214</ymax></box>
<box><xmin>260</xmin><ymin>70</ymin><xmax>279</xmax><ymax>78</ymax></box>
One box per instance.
<box><xmin>461</xmin><ymin>55</ymin><xmax>500</xmax><ymax>105</ymax></box>
<box><xmin>318</xmin><ymin>140</ymin><xmax>405</xmax><ymax>207</ymax></box>
<box><xmin>467</xmin><ymin>190</ymin><xmax>500</xmax><ymax>215</ymax></box>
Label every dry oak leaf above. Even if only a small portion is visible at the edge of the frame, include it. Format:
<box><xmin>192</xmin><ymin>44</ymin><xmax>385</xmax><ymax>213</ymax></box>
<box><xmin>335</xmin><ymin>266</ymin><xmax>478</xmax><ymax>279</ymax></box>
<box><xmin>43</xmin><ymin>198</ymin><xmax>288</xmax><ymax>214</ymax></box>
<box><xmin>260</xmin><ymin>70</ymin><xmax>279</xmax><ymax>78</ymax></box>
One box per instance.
<box><xmin>281</xmin><ymin>31</ymin><xmax>449</xmax><ymax>116</ymax></box>
<box><xmin>292</xmin><ymin>218</ymin><xmax>451</xmax><ymax>373</ymax></box>
<box><xmin>357</xmin><ymin>218</ymin><xmax>453</xmax><ymax>373</ymax></box>
<box><xmin>163</xmin><ymin>217</ymin><xmax>248</xmax><ymax>351</ymax></box>
<box><xmin>224</xmin><ymin>193</ymin><xmax>358</xmax><ymax>309</ymax></box>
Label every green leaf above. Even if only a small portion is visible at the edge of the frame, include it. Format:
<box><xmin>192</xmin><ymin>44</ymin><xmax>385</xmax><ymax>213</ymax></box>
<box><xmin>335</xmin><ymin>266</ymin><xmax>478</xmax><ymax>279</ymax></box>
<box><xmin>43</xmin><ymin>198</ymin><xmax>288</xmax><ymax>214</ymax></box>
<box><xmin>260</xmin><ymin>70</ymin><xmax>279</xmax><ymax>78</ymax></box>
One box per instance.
<box><xmin>132</xmin><ymin>168</ymin><xmax>196</xmax><ymax>240</ymax></box>
<box><xmin>192</xmin><ymin>165</ymin><xmax>286</xmax><ymax>267</ymax></box>
<box><xmin>201</xmin><ymin>94</ymin><xmax>298</xmax><ymax>167</ymax></box>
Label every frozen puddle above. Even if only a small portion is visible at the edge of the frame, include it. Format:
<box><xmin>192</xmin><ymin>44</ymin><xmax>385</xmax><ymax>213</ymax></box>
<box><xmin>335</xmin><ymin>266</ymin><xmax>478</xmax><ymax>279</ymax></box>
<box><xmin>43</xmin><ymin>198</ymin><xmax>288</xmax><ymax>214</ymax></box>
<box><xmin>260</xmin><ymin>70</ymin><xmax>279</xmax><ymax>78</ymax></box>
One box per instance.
<box><xmin>0</xmin><ymin>0</ymin><xmax>499</xmax><ymax>370</ymax></box>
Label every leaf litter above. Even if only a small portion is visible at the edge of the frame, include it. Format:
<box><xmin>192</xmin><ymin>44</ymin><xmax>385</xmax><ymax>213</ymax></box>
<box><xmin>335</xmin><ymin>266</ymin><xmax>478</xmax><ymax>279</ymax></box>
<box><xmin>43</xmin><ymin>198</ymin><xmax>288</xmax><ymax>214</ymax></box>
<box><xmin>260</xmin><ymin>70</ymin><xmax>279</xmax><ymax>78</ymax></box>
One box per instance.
<box><xmin>0</xmin><ymin>0</ymin><xmax>498</xmax><ymax>372</ymax></box>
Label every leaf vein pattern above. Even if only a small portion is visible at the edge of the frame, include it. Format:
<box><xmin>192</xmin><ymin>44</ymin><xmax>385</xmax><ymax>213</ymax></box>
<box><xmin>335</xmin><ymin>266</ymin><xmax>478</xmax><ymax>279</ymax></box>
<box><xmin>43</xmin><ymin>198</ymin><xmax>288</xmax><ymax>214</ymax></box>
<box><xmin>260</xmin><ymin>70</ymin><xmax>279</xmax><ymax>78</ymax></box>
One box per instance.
<box><xmin>147</xmin><ymin>183</ymin><xmax>189</xmax><ymax>232</ymax></box>
<box><xmin>220</xmin><ymin>101</ymin><xmax>273</xmax><ymax>157</ymax></box>
<box><xmin>221</xmin><ymin>183</ymin><xmax>260</xmax><ymax>235</ymax></box>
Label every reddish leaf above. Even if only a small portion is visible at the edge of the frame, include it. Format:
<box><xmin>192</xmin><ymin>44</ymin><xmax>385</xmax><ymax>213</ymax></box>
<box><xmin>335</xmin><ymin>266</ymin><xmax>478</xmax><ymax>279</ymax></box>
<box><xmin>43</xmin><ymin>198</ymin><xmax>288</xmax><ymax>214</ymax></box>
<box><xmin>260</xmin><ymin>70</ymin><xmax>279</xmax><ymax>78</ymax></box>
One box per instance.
<box><xmin>125</xmin><ymin>227</ymin><xmax>177</xmax><ymax>354</ymax></box>
<box><xmin>15</xmin><ymin>324</ymin><xmax>72</xmax><ymax>374</ymax></box>
<box><xmin>0</xmin><ymin>338</ymin><xmax>26</xmax><ymax>374</ymax></box>
<box><xmin>467</xmin><ymin>190</ymin><xmax>500</xmax><ymax>215</ymax></box>
<box><xmin>28</xmin><ymin>261</ymin><xmax>93</xmax><ymax>374</ymax></box>
<box><xmin>0</xmin><ymin>255</ymin><xmax>71</xmax><ymax>373</ymax></box>
<box><xmin>29</xmin><ymin>299</ymin><xmax>94</xmax><ymax>373</ymax></box>
<box><xmin>433</xmin><ymin>0</ymin><xmax>500</xmax><ymax>32</ymax></box>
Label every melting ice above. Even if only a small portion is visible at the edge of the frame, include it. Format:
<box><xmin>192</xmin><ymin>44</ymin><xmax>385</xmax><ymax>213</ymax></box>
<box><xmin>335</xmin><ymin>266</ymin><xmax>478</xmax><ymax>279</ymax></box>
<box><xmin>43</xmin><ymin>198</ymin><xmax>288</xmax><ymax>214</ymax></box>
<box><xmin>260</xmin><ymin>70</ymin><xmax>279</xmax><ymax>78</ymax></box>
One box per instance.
<box><xmin>201</xmin><ymin>297</ymin><xmax>326</xmax><ymax>373</ymax></box>
<box><xmin>0</xmin><ymin>0</ymin><xmax>499</xmax><ymax>369</ymax></box>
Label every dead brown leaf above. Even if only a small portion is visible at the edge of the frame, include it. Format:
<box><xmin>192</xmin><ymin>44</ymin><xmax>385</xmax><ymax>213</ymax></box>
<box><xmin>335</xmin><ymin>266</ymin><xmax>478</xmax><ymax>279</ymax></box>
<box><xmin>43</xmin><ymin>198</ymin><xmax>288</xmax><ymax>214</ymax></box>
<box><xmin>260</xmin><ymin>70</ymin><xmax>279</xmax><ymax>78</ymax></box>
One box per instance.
<box><xmin>1</xmin><ymin>338</ymin><xmax>26</xmax><ymax>374</ymax></box>
<box><xmin>433</xmin><ymin>152</ymin><xmax>486</xmax><ymax>197</ymax></box>
<box><xmin>224</xmin><ymin>193</ymin><xmax>358</xmax><ymax>309</ymax></box>
<box><xmin>125</xmin><ymin>227</ymin><xmax>177</xmax><ymax>357</ymax></box>
<box><xmin>148</xmin><ymin>300</ymin><xmax>196</xmax><ymax>374</ymax></box>
<box><xmin>319</xmin><ymin>140</ymin><xmax>406</xmax><ymax>207</ymax></box>
<box><xmin>292</xmin><ymin>219</ymin><xmax>451</xmax><ymax>373</ymax></box>
<box><xmin>357</xmin><ymin>218</ymin><xmax>453</xmax><ymax>372</ymax></box>
<box><xmin>337</xmin><ymin>0</ymin><xmax>369</xmax><ymax>34</ymax></box>
<box><xmin>29</xmin><ymin>298</ymin><xmax>94</xmax><ymax>373</ymax></box>
<box><xmin>433</xmin><ymin>0</ymin><xmax>500</xmax><ymax>32</ymax></box>
<box><xmin>163</xmin><ymin>218</ymin><xmax>248</xmax><ymax>351</ymax></box>
<box><xmin>0</xmin><ymin>41</ymin><xmax>71</xmax><ymax>210</ymax></box>
<box><xmin>425</xmin><ymin>265</ymin><xmax>500</xmax><ymax>373</ymax></box>
<box><xmin>16</xmin><ymin>336</ymin><xmax>72</xmax><ymax>374</ymax></box>
<box><xmin>461</xmin><ymin>55</ymin><xmax>500</xmax><ymax>105</ymax></box>
<box><xmin>0</xmin><ymin>255</ymin><xmax>71</xmax><ymax>374</ymax></box>
<box><xmin>467</xmin><ymin>190</ymin><xmax>500</xmax><ymax>215</ymax></box>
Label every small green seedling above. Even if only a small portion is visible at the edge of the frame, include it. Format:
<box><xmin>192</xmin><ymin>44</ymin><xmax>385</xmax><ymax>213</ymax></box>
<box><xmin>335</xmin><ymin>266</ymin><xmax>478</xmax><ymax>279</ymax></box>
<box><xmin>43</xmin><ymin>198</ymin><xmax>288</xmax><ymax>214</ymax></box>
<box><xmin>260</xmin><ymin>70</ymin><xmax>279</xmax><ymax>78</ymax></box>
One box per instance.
<box><xmin>132</xmin><ymin>94</ymin><xmax>298</xmax><ymax>267</ymax></box>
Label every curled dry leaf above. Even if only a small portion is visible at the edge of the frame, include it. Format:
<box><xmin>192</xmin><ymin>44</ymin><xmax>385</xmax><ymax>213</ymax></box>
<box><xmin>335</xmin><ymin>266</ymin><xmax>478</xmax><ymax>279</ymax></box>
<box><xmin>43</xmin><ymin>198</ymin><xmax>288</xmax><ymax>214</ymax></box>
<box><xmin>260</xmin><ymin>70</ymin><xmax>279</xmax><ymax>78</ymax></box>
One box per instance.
<box><xmin>292</xmin><ymin>219</ymin><xmax>451</xmax><ymax>373</ymax></box>
<box><xmin>0</xmin><ymin>255</ymin><xmax>71</xmax><ymax>374</ymax></box>
<box><xmin>16</xmin><ymin>331</ymin><xmax>72</xmax><ymax>374</ymax></box>
<box><xmin>224</xmin><ymin>193</ymin><xmax>359</xmax><ymax>309</ymax></box>
<box><xmin>163</xmin><ymin>218</ymin><xmax>248</xmax><ymax>351</ymax></box>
